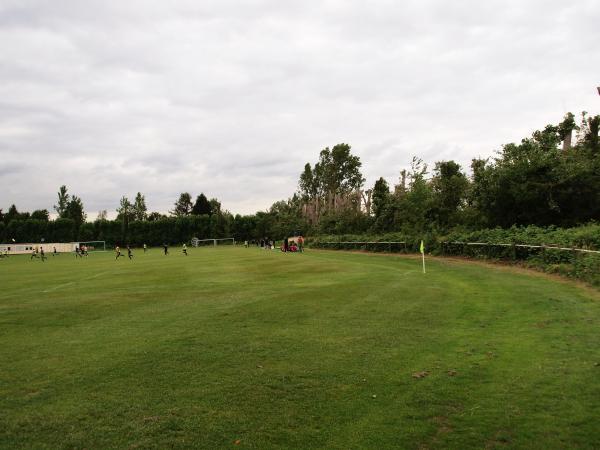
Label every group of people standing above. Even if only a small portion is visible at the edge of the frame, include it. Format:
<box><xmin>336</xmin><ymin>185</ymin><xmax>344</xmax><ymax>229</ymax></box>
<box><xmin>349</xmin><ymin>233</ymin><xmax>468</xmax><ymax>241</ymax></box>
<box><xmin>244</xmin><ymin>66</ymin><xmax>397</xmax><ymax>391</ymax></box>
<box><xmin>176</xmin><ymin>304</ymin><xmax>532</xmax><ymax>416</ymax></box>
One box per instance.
<box><xmin>281</xmin><ymin>236</ymin><xmax>304</xmax><ymax>253</ymax></box>
<box><xmin>243</xmin><ymin>236</ymin><xmax>305</xmax><ymax>252</ymax></box>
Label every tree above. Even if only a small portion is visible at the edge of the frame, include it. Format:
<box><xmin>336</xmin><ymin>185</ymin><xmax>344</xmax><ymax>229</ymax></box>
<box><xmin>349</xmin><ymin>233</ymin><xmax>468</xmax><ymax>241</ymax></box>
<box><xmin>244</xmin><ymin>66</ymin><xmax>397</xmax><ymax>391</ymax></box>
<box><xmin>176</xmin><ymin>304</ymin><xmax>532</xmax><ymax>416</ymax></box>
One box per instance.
<box><xmin>371</xmin><ymin>177</ymin><xmax>390</xmax><ymax>218</ymax></box>
<box><xmin>147</xmin><ymin>212</ymin><xmax>166</xmax><ymax>221</ymax></box>
<box><xmin>298</xmin><ymin>143</ymin><xmax>365</xmax><ymax>224</ymax></box>
<box><xmin>54</xmin><ymin>185</ymin><xmax>70</xmax><ymax>218</ymax></box>
<box><xmin>466</xmin><ymin>116</ymin><xmax>596</xmax><ymax>227</ymax></box>
<box><xmin>171</xmin><ymin>193</ymin><xmax>193</xmax><ymax>216</ymax></box>
<box><xmin>314</xmin><ymin>144</ymin><xmax>364</xmax><ymax>198</ymax></box>
<box><xmin>430</xmin><ymin>161</ymin><xmax>469</xmax><ymax>228</ymax></box>
<box><xmin>96</xmin><ymin>210</ymin><xmax>108</xmax><ymax>221</ymax></box>
<box><xmin>299</xmin><ymin>163</ymin><xmax>318</xmax><ymax>199</ymax></box>
<box><xmin>132</xmin><ymin>192</ymin><xmax>147</xmax><ymax>221</ymax></box>
<box><xmin>5</xmin><ymin>204</ymin><xmax>21</xmax><ymax>224</ymax></box>
<box><xmin>31</xmin><ymin>209</ymin><xmax>50</xmax><ymax>221</ymax></box>
<box><xmin>65</xmin><ymin>196</ymin><xmax>86</xmax><ymax>228</ymax></box>
<box><xmin>209</xmin><ymin>198</ymin><xmax>221</xmax><ymax>216</ymax></box>
<box><xmin>191</xmin><ymin>193</ymin><xmax>212</xmax><ymax>215</ymax></box>
<box><xmin>557</xmin><ymin>112</ymin><xmax>578</xmax><ymax>150</ymax></box>
<box><xmin>578</xmin><ymin>112</ymin><xmax>600</xmax><ymax>155</ymax></box>
<box><xmin>377</xmin><ymin>157</ymin><xmax>433</xmax><ymax>234</ymax></box>
<box><xmin>116</xmin><ymin>196</ymin><xmax>132</xmax><ymax>240</ymax></box>
<box><xmin>117</xmin><ymin>197</ymin><xmax>132</xmax><ymax>222</ymax></box>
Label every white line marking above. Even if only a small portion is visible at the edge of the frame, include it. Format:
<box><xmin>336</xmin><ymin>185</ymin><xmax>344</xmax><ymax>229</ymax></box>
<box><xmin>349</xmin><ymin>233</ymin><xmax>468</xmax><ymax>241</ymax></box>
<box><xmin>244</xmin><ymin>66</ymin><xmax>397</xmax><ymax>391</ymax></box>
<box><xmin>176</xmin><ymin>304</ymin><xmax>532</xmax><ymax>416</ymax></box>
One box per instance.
<box><xmin>42</xmin><ymin>271</ymin><xmax>109</xmax><ymax>293</ymax></box>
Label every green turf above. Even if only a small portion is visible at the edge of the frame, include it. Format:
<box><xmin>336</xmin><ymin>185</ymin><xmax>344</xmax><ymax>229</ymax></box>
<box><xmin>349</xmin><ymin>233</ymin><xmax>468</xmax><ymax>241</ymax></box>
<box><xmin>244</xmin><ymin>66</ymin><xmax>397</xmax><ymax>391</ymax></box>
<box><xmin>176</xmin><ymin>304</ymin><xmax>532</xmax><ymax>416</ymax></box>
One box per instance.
<box><xmin>1</xmin><ymin>247</ymin><xmax>599</xmax><ymax>449</ymax></box>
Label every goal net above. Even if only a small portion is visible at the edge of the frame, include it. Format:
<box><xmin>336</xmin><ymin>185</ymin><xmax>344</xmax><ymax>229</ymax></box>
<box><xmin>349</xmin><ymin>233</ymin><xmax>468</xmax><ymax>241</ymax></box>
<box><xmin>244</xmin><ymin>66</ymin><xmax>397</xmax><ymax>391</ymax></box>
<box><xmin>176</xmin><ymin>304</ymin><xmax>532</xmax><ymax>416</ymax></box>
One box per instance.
<box><xmin>191</xmin><ymin>237</ymin><xmax>235</xmax><ymax>248</ymax></box>
<box><xmin>76</xmin><ymin>241</ymin><xmax>107</xmax><ymax>252</ymax></box>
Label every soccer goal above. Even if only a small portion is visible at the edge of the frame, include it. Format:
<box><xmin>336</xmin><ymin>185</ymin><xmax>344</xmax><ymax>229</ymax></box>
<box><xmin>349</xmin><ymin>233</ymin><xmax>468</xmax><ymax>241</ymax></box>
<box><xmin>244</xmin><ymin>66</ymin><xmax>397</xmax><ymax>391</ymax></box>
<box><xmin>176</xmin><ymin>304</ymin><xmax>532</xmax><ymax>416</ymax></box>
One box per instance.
<box><xmin>76</xmin><ymin>241</ymin><xmax>107</xmax><ymax>252</ymax></box>
<box><xmin>190</xmin><ymin>237</ymin><xmax>235</xmax><ymax>247</ymax></box>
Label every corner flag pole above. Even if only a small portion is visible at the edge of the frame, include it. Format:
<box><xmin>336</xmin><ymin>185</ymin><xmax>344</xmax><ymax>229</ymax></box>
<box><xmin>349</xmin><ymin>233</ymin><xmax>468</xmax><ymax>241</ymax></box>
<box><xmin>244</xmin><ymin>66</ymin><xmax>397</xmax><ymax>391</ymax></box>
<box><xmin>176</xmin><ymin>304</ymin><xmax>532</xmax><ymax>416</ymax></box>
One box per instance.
<box><xmin>420</xmin><ymin>240</ymin><xmax>426</xmax><ymax>274</ymax></box>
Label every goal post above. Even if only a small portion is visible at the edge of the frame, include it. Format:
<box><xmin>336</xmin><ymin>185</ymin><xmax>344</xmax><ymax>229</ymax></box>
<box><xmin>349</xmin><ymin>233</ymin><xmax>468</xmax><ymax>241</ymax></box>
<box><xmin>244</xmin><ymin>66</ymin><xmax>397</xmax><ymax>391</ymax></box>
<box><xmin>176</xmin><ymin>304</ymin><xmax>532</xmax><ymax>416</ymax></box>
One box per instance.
<box><xmin>190</xmin><ymin>237</ymin><xmax>235</xmax><ymax>247</ymax></box>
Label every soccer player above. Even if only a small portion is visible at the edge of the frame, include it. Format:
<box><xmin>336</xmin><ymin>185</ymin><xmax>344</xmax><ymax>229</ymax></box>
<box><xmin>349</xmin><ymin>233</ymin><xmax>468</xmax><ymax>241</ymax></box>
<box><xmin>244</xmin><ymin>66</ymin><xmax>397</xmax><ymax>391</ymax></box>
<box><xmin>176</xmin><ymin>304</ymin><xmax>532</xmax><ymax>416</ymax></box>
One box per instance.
<box><xmin>143</xmin><ymin>243</ymin><xmax>147</xmax><ymax>253</ymax></box>
<box><xmin>283</xmin><ymin>237</ymin><xmax>289</xmax><ymax>253</ymax></box>
<box><xmin>53</xmin><ymin>246</ymin><xmax>58</xmax><ymax>256</ymax></box>
<box><xmin>163</xmin><ymin>243</ymin><xmax>169</xmax><ymax>255</ymax></box>
<box><xmin>182</xmin><ymin>243</ymin><xmax>188</xmax><ymax>256</ymax></box>
<box><xmin>40</xmin><ymin>247</ymin><xmax>46</xmax><ymax>261</ymax></box>
<box><xmin>115</xmin><ymin>245</ymin><xmax>124</xmax><ymax>260</ymax></box>
<box><xmin>127</xmin><ymin>245</ymin><xmax>133</xmax><ymax>260</ymax></box>
<box><xmin>75</xmin><ymin>246</ymin><xmax>81</xmax><ymax>258</ymax></box>
<box><xmin>30</xmin><ymin>248</ymin><xmax>38</xmax><ymax>260</ymax></box>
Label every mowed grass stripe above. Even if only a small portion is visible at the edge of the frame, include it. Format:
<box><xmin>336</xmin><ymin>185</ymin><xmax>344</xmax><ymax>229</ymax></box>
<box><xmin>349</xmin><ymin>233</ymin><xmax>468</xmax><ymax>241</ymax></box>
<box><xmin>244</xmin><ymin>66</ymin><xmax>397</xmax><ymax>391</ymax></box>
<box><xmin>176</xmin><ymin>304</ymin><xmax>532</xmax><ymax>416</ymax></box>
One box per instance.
<box><xmin>1</xmin><ymin>247</ymin><xmax>599</xmax><ymax>449</ymax></box>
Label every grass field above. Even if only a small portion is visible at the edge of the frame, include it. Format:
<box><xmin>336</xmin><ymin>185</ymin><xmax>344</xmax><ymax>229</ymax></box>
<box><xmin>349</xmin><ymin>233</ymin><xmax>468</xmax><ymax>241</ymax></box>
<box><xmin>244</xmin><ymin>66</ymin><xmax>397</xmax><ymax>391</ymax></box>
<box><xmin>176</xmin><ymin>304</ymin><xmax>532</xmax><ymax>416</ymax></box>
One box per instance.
<box><xmin>1</xmin><ymin>246</ymin><xmax>600</xmax><ymax>449</ymax></box>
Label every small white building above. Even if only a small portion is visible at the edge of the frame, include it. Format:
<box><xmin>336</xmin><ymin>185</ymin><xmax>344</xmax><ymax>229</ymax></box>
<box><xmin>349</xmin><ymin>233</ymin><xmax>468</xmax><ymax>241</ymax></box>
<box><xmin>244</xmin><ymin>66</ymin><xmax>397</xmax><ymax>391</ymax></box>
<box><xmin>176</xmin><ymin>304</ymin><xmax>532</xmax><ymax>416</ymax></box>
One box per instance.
<box><xmin>0</xmin><ymin>242</ymin><xmax>78</xmax><ymax>255</ymax></box>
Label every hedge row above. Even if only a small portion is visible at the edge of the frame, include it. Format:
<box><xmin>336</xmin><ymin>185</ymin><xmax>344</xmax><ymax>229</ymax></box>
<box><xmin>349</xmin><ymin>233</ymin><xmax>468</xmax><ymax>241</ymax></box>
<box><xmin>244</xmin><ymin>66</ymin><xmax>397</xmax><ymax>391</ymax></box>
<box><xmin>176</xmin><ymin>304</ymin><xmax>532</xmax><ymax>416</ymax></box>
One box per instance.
<box><xmin>0</xmin><ymin>215</ymin><xmax>232</xmax><ymax>246</ymax></box>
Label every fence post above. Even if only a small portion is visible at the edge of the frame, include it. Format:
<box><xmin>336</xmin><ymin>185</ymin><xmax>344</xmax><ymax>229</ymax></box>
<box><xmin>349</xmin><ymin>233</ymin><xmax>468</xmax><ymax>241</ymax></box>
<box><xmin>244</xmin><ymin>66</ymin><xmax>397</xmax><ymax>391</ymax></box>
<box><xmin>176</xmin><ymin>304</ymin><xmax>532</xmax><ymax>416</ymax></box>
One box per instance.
<box><xmin>541</xmin><ymin>243</ymin><xmax>546</xmax><ymax>264</ymax></box>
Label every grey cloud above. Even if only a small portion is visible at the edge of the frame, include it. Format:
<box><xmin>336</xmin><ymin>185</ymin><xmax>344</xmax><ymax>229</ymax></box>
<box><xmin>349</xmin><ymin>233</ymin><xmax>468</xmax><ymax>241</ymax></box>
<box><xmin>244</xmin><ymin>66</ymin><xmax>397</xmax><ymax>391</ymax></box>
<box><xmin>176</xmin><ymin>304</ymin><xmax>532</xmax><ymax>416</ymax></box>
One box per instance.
<box><xmin>1</xmin><ymin>0</ymin><xmax>599</xmax><ymax>216</ymax></box>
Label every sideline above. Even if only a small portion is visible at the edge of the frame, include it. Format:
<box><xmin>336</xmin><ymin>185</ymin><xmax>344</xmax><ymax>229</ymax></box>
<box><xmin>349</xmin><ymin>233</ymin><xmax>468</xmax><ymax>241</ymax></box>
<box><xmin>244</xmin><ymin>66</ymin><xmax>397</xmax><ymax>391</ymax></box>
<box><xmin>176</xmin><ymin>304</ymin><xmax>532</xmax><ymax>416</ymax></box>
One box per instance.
<box><xmin>308</xmin><ymin>248</ymin><xmax>600</xmax><ymax>299</ymax></box>
<box><xmin>307</xmin><ymin>250</ymin><xmax>418</xmax><ymax>277</ymax></box>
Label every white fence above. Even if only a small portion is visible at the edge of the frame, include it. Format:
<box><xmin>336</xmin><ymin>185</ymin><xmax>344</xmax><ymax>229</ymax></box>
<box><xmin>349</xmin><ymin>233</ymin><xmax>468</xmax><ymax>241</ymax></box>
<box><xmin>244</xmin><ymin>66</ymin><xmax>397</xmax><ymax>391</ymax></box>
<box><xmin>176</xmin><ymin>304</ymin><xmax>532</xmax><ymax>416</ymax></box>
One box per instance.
<box><xmin>0</xmin><ymin>242</ymin><xmax>78</xmax><ymax>255</ymax></box>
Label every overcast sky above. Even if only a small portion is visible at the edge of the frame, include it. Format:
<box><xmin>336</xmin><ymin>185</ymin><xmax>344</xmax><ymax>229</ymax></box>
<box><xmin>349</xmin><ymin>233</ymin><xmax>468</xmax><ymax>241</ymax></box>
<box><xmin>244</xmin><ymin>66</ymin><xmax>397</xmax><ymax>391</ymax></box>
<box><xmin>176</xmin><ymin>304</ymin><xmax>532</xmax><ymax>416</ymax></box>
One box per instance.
<box><xmin>1</xmin><ymin>0</ymin><xmax>599</xmax><ymax>217</ymax></box>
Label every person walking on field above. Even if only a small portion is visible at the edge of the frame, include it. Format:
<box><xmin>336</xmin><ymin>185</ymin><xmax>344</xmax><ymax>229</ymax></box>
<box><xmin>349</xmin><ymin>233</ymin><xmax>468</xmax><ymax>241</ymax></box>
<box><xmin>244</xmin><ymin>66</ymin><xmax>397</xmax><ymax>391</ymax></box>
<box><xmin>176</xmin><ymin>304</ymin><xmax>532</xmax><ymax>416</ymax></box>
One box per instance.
<box><xmin>127</xmin><ymin>245</ymin><xmax>133</xmax><ymax>260</ymax></box>
<box><xmin>182</xmin><ymin>243</ymin><xmax>188</xmax><ymax>256</ymax></box>
<box><xmin>163</xmin><ymin>243</ymin><xmax>169</xmax><ymax>255</ymax></box>
<box><xmin>143</xmin><ymin>243</ymin><xmax>147</xmax><ymax>253</ymax></box>
<box><xmin>283</xmin><ymin>237</ymin><xmax>289</xmax><ymax>253</ymax></box>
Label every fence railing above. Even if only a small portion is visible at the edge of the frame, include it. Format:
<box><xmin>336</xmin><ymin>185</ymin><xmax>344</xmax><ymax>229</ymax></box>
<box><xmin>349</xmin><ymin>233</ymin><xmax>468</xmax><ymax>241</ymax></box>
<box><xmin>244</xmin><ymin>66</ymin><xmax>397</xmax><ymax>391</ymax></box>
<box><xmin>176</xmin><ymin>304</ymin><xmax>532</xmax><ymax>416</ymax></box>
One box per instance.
<box><xmin>310</xmin><ymin>240</ymin><xmax>600</xmax><ymax>256</ymax></box>
<box><xmin>309</xmin><ymin>239</ymin><xmax>600</xmax><ymax>285</ymax></box>
<box><xmin>311</xmin><ymin>241</ymin><xmax>410</xmax><ymax>252</ymax></box>
<box><xmin>442</xmin><ymin>241</ymin><xmax>600</xmax><ymax>254</ymax></box>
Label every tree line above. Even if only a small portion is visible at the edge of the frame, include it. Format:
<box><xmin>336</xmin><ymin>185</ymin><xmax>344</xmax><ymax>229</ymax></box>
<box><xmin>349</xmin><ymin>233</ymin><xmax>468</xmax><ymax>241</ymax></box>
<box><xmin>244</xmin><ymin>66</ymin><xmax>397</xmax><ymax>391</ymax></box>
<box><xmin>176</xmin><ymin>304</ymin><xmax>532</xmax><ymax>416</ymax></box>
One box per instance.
<box><xmin>1</xmin><ymin>111</ymin><xmax>598</xmax><ymax>246</ymax></box>
<box><xmin>294</xmin><ymin>111</ymin><xmax>599</xmax><ymax>235</ymax></box>
<box><xmin>0</xmin><ymin>190</ymin><xmax>247</xmax><ymax>245</ymax></box>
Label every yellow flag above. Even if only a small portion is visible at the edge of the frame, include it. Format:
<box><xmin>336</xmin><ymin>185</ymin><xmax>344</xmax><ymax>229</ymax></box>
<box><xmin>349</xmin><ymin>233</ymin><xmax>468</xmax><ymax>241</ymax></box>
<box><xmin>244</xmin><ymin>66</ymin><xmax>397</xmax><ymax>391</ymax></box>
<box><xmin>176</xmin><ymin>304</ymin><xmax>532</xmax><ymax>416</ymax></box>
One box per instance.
<box><xmin>420</xmin><ymin>240</ymin><xmax>426</xmax><ymax>273</ymax></box>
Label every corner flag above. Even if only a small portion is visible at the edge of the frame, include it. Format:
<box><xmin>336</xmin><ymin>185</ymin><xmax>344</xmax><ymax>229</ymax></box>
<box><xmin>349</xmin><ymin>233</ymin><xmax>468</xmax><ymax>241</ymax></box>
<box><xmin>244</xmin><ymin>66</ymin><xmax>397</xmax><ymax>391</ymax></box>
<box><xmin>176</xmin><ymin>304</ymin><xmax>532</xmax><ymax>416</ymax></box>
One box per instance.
<box><xmin>420</xmin><ymin>240</ymin><xmax>426</xmax><ymax>273</ymax></box>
